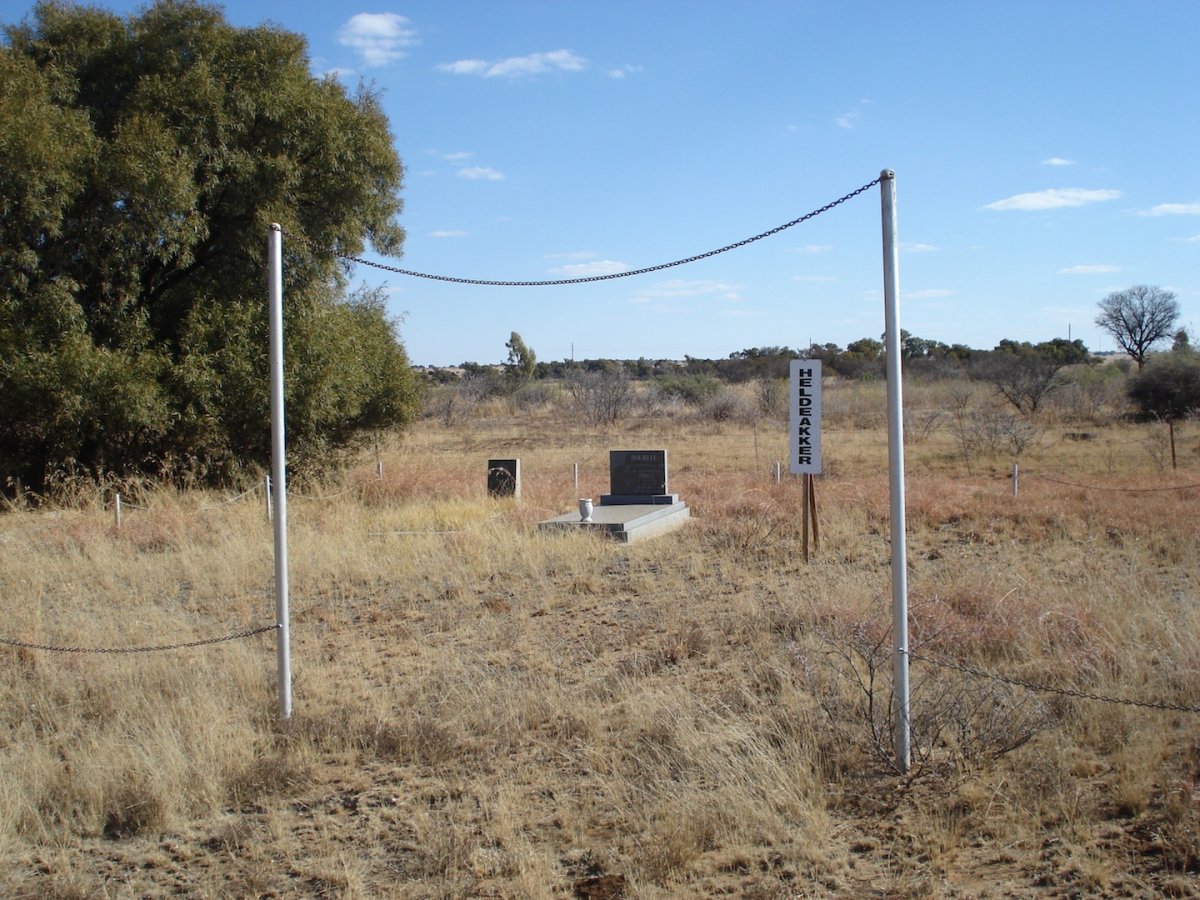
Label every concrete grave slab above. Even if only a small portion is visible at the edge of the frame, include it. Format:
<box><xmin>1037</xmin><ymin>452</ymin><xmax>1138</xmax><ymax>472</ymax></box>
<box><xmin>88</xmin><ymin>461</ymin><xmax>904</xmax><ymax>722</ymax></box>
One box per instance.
<box><xmin>538</xmin><ymin>501</ymin><xmax>690</xmax><ymax>544</ymax></box>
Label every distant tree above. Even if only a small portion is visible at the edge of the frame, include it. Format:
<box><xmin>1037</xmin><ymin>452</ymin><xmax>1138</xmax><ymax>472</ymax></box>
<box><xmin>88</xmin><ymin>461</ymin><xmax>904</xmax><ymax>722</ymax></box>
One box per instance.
<box><xmin>568</xmin><ymin>370</ymin><xmax>632</xmax><ymax>426</ymax></box>
<box><xmin>977</xmin><ymin>339</ymin><xmax>1087</xmax><ymax>415</ymax></box>
<box><xmin>724</xmin><ymin>346</ymin><xmax>798</xmax><ymax>382</ymax></box>
<box><xmin>1127</xmin><ymin>352</ymin><xmax>1200</xmax><ymax>469</ymax></box>
<box><xmin>837</xmin><ymin>337</ymin><xmax>885</xmax><ymax>379</ymax></box>
<box><xmin>1128</xmin><ymin>353</ymin><xmax>1200</xmax><ymax>421</ymax></box>
<box><xmin>1095</xmin><ymin>286</ymin><xmax>1180</xmax><ymax>370</ymax></box>
<box><xmin>504</xmin><ymin>331</ymin><xmax>537</xmax><ymax>384</ymax></box>
<box><xmin>900</xmin><ymin>330</ymin><xmax>950</xmax><ymax>361</ymax></box>
<box><xmin>654</xmin><ymin>373</ymin><xmax>722</xmax><ymax>405</ymax></box>
<box><xmin>0</xmin><ymin>1</ymin><xmax>416</xmax><ymax>490</ymax></box>
<box><xmin>1172</xmin><ymin>328</ymin><xmax>1191</xmax><ymax>353</ymax></box>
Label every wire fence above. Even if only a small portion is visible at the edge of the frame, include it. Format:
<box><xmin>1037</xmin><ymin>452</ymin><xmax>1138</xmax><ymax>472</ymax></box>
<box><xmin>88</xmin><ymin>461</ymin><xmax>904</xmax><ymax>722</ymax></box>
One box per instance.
<box><xmin>908</xmin><ymin>649</ymin><xmax>1200</xmax><ymax>715</ymax></box>
<box><xmin>1019</xmin><ymin>471</ymin><xmax>1200</xmax><ymax>493</ymax></box>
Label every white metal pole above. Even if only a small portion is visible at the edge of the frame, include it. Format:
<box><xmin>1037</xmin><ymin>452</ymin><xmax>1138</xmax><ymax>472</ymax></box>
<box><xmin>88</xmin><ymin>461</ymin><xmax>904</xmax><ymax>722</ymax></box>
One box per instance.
<box><xmin>1012</xmin><ymin>463</ymin><xmax>1019</xmax><ymax>498</ymax></box>
<box><xmin>880</xmin><ymin>170</ymin><xmax>910</xmax><ymax>773</ymax></box>
<box><xmin>573</xmin><ymin>462</ymin><xmax>579</xmax><ymax>493</ymax></box>
<box><xmin>114</xmin><ymin>492</ymin><xmax>122</xmax><ymax>530</ymax></box>
<box><xmin>268</xmin><ymin>224</ymin><xmax>292</xmax><ymax>721</ymax></box>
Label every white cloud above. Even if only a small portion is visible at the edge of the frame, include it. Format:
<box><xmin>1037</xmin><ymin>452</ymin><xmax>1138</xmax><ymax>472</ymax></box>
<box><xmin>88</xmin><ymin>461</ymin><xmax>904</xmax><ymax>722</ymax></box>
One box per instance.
<box><xmin>438</xmin><ymin>49</ymin><xmax>586</xmax><ymax>79</ymax></box>
<box><xmin>442</xmin><ymin>151</ymin><xmax>474</xmax><ymax>162</ymax></box>
<box><xmin>984</xmin><ymin>188</ymin><xmax>1122</xmax><ymax>211</ymax></box>
<box><xmin>661</xmin><ymin>280</ymin><xmax>739</xmax><ymax>298</ymax></box>
<box><xmin>1177</xmin><ymin>234</ymin><xmax>1200</xmax><ymax>243</ymax></box>
<box><xmin>337</xmin><ymin>13</ymin><xmax>418</xmax><ymax>67</ymax></box>
<box><xmin>1139</xmin><ymin>202</ymin><xmax>1200</xmax><ymax>216</ymax></box>
<box><xmin>608</xmin><ymin>64</ymin><xmax>643</xmax><ymax>79</ymax></box>
<box><xmin>632</xmin><ymin>279</ymin><xmax>742</xmax><ymax>301</ymax></box>
<box><xmin>1042</xmin><ymin>157</ymin><xmax>1076</xmax><ymax>166</ymax></box>
<box><xmin>438</xmin><ymin>59</ymin><xmax>489</xmax><ymax>76</ymax></box>
<box><xmin>1058</xmin><ymin>264</ymin><xmax>1121</xmax><ymax>274</ymax></box>
<box><xmin>544</xmin><ymin>250</ymin><xmax>600</xmax><ymax>261</ymax></box>
<box><xmin>551</xmin><ymin>260</ymin><xmax>628</xmax><ymax>277</ymax></box>
<box><xmin>836</xmin><ymin>99</ymin><xmax>870</xmax><ymax>129</ymax></box>
<box><xmin>901</xmin><ymin>242</ymin><xmax>940</xmax><ymax>253</ymax></box>
<box><xmin>430</xmin><ymin>230</ymin><xmax>468</xmax><ymax>238</ymax></box>
<box><xmin>789</xmin><ymin>243</ymin><xmax>832</xmax><ymax>254</ymax></box>
<box><xmin>458</xmin><ymin>167</ymin><xmax>505</xmax><ymax>181</ymax></box>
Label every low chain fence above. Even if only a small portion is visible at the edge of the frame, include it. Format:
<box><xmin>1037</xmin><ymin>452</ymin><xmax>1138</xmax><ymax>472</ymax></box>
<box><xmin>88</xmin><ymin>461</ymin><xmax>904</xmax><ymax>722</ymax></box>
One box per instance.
<box><xmin>908</xmin><ymin>649</ymin><xmax>1200</xmax><ymax>716</ymax></box>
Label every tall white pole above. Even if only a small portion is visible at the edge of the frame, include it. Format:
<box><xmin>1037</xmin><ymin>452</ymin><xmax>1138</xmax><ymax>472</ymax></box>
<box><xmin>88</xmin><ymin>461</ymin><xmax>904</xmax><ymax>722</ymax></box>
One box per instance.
<box><xmin>268</xmin><ymin>224</ymin><xmax>292</xmax><ymax>721</ymax></box>
<box><xmin>880</xmin><ymin>171</ymin><xmax>910</xmax><ymax>773</ymax></box>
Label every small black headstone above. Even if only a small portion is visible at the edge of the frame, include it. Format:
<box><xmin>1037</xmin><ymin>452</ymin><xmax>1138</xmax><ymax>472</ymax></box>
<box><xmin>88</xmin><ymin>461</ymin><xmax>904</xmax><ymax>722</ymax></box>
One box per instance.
<box><xmin>487</xmin><ymin>458</ymin><xmax>520</xmax><ymax>498</ymax></box>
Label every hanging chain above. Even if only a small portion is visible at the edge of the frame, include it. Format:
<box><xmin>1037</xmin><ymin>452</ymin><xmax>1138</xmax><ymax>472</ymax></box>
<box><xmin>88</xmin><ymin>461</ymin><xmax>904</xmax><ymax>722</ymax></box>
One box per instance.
<box><xmin>313</xmin><ymin>176</ymin><xmax>882</xmax><ymax>286</ymax></box>
<box><xmin>0</xmin><ymin>623</ymin><xmax>279</xmax><ymax>654</ymax></box>
<box><xmin>1025</xmin><ymin>473</ymin><xmax>1200</xmax><ymax>493</ymax></box>
<box><xmin>908</xmin><ymin>649</ymin><xmax>1200</xmax><ymax>715</ymax></box>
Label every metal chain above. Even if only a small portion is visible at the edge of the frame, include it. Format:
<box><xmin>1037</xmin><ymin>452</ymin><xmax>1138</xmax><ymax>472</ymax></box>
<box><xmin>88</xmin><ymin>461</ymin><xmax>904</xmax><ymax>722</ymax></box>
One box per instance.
<box><xmin>908</xmin><ymin>649</ymin><xmax>1200</xmax><ymax>714</ymax></box>
<box><xmin>1025</xmin><ymin>473</ymin><xmax>1200</xmax><ymax>493</ymax></box>
<box><xmin>0</xmin><ymin>623</ymin><xmax>279</xmax><ymax>654</ymax></box>
<box><xmin>312</xmin><ymin>177</ymin><xmax>882</xmax><ymax>286</ymax></box>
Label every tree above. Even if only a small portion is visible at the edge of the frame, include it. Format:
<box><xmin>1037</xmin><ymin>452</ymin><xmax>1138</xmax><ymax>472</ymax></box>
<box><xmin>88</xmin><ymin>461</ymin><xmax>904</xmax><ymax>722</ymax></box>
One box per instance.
<box><xmin>977</xmin><ymin>339</ymin><xmax>1088</xmax><ymax>415</ymax></box>
<box><xmin>568</xmin><ymin>370</ymin><xmax>632</xmax><ymax>426</ymax></box>
<box><xmin>1127</xmin><ymin>351</ymin><xmax>1200</xmax><ymax>469</ymax></box>
<box><xmin>0</xmin><ymin>1</ymin><xmax>418</xmax><ymax>491</ymax></box>
<box><xmin>504</xmin><ymin>331</ymin><xmax>537</xmax><ymax>384</ymax></box>
<box><xmin>1095</xmin><ymin>286</ymin><xmax>1180</xmax><ymax>370</ymax></box>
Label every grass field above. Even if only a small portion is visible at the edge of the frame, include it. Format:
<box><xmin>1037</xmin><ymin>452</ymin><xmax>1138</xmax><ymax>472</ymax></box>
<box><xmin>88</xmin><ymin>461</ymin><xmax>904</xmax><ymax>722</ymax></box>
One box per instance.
<box><xmin>2</xmin><ymin>380</ymin><xmax>1199</xmax><ymax>898</ymax></box>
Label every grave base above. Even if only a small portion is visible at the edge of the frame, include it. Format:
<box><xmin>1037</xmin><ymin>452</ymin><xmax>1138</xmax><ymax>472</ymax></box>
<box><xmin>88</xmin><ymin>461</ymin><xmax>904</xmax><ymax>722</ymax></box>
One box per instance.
<box><xmin>599</xmin><ymin>493</ymin><xmax>679</xmax><ymax>506</ymax></box>
<box><xmin>538</xmin><ymin>501</ymin><xmax>690</xmax><ymax>544</ymax></box>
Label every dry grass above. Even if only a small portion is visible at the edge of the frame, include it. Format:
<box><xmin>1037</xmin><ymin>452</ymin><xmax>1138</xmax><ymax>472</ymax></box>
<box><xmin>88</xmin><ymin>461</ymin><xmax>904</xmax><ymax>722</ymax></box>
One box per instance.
<box><xmin>2</xmin><ymin>394</ymin><xmax>1199</xmax><ymax>897</ymax></box>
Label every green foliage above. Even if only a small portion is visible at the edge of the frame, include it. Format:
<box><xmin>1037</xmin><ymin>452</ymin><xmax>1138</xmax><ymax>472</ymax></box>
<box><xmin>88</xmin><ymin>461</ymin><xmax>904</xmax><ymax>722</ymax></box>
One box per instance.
<box><xmin>1127</xmin><ymin>352</ymin><xmax>1200</xmax><ymax>422</ymax></box>
<box><xmin>974</xmin><ymin>338</ymin><xmax>1090</xmax><ymax>415</ymax></box>
<box><xmin>504</xmin><ymin>331</ymin><xmax>536</xmax><ymax>384</ymax></box>
<box><xmin>0</xmin><ymin>1</ymin><xmax>417</xmax><ymax>491</ymax></box>
<box><xmin>723</xmin><ymin>346</ymin><xmax>798</xmax><ymax>382</ymax></box>
<box><xmin>655</xmin><ymin>373</ymin><xmax>722</xmax><ymax>405</ymax></box>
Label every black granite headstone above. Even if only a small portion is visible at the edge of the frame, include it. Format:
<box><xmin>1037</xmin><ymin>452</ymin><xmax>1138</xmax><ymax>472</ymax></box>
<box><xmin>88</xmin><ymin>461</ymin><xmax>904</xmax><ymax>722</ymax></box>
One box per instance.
<box><xmin>601</xmin><ymin>449</ymin><xmax>677</xmax><ymax>505</ymax></box>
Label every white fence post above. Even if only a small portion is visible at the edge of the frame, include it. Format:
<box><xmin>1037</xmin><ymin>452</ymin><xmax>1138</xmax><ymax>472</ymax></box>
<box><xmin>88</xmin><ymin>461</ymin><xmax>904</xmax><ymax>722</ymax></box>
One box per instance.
<box><xmin>268</xmin><ymin>224</ymin><xmax>292</xmax><ymax>721</ymax></box>
<box><xmin>881</xmin><ymin>170</ymin><xmax>910</xmax><ymax>774</ymax></box>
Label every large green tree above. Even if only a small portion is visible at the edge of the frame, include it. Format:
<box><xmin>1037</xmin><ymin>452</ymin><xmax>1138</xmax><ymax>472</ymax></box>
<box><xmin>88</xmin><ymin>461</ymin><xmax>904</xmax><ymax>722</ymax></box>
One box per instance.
<box><xmin>1</xmin><ymin>0</ymin><xmax>418</xmax><ymax>492</ymax></box>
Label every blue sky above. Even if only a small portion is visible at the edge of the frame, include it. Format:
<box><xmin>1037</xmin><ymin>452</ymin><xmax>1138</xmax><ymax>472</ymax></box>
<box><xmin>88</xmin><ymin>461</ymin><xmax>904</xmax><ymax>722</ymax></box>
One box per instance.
<box><xmin>4</xmin><ymin>1</ymin><xmax>1198</xmax><ymax>366</ymax></box>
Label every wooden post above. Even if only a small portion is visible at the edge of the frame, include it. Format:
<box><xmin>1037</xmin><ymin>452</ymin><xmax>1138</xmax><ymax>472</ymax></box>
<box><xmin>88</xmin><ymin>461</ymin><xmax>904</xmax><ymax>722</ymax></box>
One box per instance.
<box><xmin>802</xmin><ymin>474</ymin><xmax>810</xmax><ymax>563</ymax></box>
<box><xmin>808</xmin><ymin>474</ymin><xmax>819</xmax><ymax>550</ymax></box>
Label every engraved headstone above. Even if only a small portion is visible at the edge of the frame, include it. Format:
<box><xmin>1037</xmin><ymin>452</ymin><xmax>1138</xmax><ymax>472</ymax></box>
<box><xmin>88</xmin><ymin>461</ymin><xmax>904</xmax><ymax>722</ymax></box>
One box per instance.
<box><xmin>487</xmin><ymin>458</ymin><xmax>520</xmax><ymax>498</ymax></box>
<box><xmin>601</xmin><ymin>449</ymin><xmax>677</xmax><ymax>505</ymax></box>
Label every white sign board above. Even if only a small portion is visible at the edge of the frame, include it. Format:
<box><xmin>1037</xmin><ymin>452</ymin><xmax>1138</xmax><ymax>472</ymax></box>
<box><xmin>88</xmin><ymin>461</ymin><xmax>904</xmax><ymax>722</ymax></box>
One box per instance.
<box><xmin>789</xmin><ymin>359</ymin><xmax>822</xmax><ymax>474</ymax></box>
